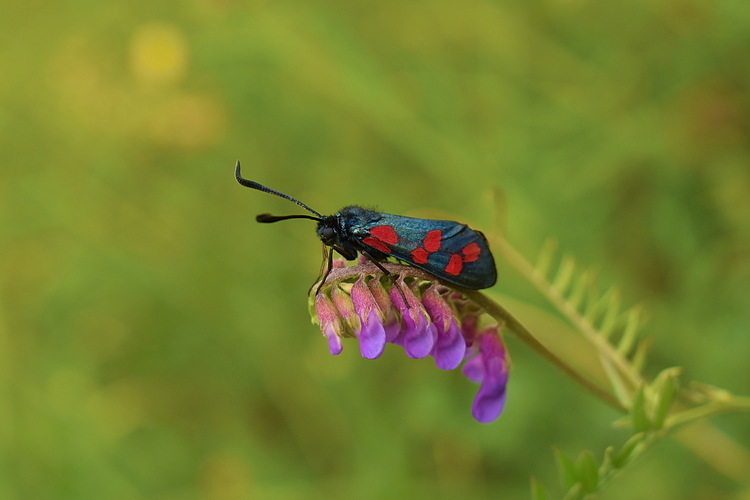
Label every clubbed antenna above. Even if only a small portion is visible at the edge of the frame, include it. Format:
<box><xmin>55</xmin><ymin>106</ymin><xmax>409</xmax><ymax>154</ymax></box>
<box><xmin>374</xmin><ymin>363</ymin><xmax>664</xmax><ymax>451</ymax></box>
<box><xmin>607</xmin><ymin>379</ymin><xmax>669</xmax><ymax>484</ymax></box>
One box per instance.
<box><xmin>235</xmin><ymin>160</ymin><xmax>322</xmax><ymax>219</ymax></box>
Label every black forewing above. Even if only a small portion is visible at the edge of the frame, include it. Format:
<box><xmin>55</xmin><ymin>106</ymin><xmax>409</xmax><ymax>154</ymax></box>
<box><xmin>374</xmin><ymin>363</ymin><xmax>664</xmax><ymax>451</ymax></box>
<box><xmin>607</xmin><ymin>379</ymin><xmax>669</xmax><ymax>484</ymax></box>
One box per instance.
<box><xmin>360</xmin><ymin>213</ymin><xmax>497</xmax><ymax>289</ymax></box>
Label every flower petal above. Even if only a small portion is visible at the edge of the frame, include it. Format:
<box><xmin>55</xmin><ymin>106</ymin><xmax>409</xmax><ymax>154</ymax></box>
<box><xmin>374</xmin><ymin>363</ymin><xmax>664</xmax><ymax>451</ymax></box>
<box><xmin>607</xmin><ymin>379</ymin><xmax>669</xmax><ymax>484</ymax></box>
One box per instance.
<box><xmin>472</xmin><ymin>371</ymin><xmax>508</xmax><ymax>423</ymax></box>
<box><xmin>433</xmin><ymin>319</ymin><xmax>466</xmax><ymax>370</ymax></box>
<box><xmin>332</xmin><ymin>284</ymin><xmax>360</xmax><ymax>333</ymax></box>
<box><xmin>388</xmin><ymin>323</ymin><xmax>405</xmax><ymax>346</ymax></box>
<box><xmin>421</xmin><ymin>285</ymin><xmax>466</xmax><ymax>370</ymax></box>
<box><xmin>367</xmin><ymin>277</ymin><xmax>392</xmax><ymax>314</ymax></box>
<box><xmin>366</xmin><ymin>277</ymin><xmax>400</xmax><ymax>341</ymax></box>
<box><xmin>351</xmin><ymin>276</ymin><xmax>379</xmax><ymax>320</ymax></box>
<box><xmin>461</xmin><ymin>353</ymin><xmax>484</xmax><ymax>383</ymax></box>
<box><xmin>402</xmin><ymin>312</ymin><xmax>436</xmax><ymax>359</ymax></box>
<box><xmin>459</xmin><ymin>311</ymin><xmax>480</xmax><ymax>348</ymax></box>
<box><xmin>389</xmin><ymin>279</ymin><xmax>435</xmax><ymax>358</ymax></box>
<box><xmin>382</xmin><ymin>315</ymin><xmax>401</xmax><ymax>343</ymax></box>
<box><xmin>315</xmin><ymin>291</ymin><xmax>340</xmax><ymax>326</ymax></box>
<box><xmin>470</xmin><ymin>332</ymin><xmax>509</xmax><ymax>423</ymax></box>
<box><xmin>322</xmin><ymin>322</ymin><xmax>344</xmax><ymax>356</ymax></box>
<box><xmin>421</xmin><ymin>285</ymin><xmax>450</xmax><ymax>330</ymax></box>
<box><xmin>359</xmin><ymin>309</ymin><xmax>386</xmax><ymax>359</ymax></box>
<box><xmin>315</xmin><ymin>291</ymin><xmax>345</xmax><ymax>355</ymax></box>
<box><xmin>389</xmin><ymin>277</ymin><xmax>409</xmax><ymax>312</ymax></box>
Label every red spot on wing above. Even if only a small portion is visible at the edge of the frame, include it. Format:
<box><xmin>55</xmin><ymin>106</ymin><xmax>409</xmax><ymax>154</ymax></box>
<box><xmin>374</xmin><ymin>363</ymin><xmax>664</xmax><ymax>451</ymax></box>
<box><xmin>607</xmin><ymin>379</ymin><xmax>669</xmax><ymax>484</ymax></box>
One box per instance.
<box><xmin>411</xmin><ymin>247</ymin><xmax>429</xmax><ymax>264</ymax></box>
<box><xmin>363</xmin><ymin>237</ymin><xmax>391</xmax><ymax>254</ymax></box>
<box><xmin>445</xmin><ymin>254</ymin><xmax>463</xmax><ymax>276</ymax></box>
<box><xmin>462</xmin><ymin>242</ymin><xmax>481</xmax><ymax>263</ymax></box>
<box><xmin>423</xmin><ymin>230</ymin><xmax>442</xmax><ymax>253</ymax></box>
<box><xmin>370</xmin><ymin>225</ymin><xmax>398</xmax><ymax>245</ymax></box>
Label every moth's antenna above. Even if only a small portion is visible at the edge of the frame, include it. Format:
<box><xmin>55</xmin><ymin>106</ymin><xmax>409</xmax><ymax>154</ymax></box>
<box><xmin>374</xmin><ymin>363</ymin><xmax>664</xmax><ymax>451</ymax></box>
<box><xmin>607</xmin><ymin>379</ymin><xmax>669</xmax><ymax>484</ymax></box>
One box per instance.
<box><xmin>235</xmin><ymin>161</ymin><xmax>322</xmax><ymax>219</ymax></box>
<box><xmin>256</xmin><ymin>213</ymin><xmax>320</xmax><ymax>223</ymax></box>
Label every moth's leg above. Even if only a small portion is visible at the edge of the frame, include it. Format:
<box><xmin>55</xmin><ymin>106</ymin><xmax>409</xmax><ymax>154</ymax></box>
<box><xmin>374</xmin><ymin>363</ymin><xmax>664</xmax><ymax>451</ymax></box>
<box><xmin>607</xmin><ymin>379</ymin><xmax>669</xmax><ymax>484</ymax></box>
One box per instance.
<box><xmin>361</xmin><ymin>251</ymin><xmax>409</xmax><ymax>308</ymax></box>
<box><xmin>307</xmin><ymin>245</ymin><xmax>333</xmax><ymax>297</ymax></box>
<box><xmin>308</xmin><ymin>244</ymin><xmax>329</xmax><ymax>295</ymax></box>
<box><xmin>334</xmin><ymin>245</ymin><xmax>357</xmax><ymax>260</ymax></box>
<box><xmin>311</xmin><ymin>245</ymin><xmax>357</xmax><ymax>295</ymax></box>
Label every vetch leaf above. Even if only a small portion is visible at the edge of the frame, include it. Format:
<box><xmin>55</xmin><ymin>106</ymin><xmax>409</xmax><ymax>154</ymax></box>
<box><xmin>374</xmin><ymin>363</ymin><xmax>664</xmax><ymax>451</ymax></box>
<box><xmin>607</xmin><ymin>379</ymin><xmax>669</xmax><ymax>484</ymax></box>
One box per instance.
<box><xmin>653</xmin><ymin>375</ymin><xmax>676</xmax><ymax>430</ymax></box>
<box><xmin>530</xmin><ymin>477</ymin><xmax>549</xmax><ymax>500</ymax></box>
<box><xmin>631</xmin><ymin>386</ymin><xmax>651</xmax><ymax>433</ymax></box>
<box><xmin>617</xmin><ymin>307</ymin><xmax>641</xmax><ymax>356</ymax></box>
<box><xmin>601</xmin><ymin>356</ymin><xmax>631</xmax><ymax>406</ymax></box>
<box><xmin>601</xmin><ymin>446</ymin><xmax>615</xmax><ymax>475</ymax></box>
<box><xmin>598</xmin><ymin>288</ymin><xmax>621</xmax><ymax>339</ymax></box>
<box><xmin>554</xmin><ymin>447</ymin><xmax>579</xmax><ymax>491</ymax></box>
<box><xmin>651</xmin><ymin>367</ymin><xmax>682</xmax><ymax>394</ymax></box>
<box><xmin>553</xmin><ymin>255</ymin><xmax>576</xmax><ymax>294</ymax></box>
<box><xmin>561</xmin><ymin>482</ymin><xmax>584</xmax><ymax>500</ymax></box>
<box><xmin>576</xmin><ymin>450</ymin><xmax>599</xmax><ymax>493</ymax></box>
<box><xmin>614</xmin><ymin>432</ymin><xmax>646</xmax><ymax>468</ymax></box>
<box><xmin>583</xmin><ymin>284</ymin><xmax>605</xmax><ymax>324</ymax></box>
<box><xmin>568</xmin><ymin>269</ymin><xmax>595</xmax><ymax>310</ymax></box>
<box><xmin>631</xmin><ymin>337</ymin><xmax>652</xmax><ymax>374</ymax></box>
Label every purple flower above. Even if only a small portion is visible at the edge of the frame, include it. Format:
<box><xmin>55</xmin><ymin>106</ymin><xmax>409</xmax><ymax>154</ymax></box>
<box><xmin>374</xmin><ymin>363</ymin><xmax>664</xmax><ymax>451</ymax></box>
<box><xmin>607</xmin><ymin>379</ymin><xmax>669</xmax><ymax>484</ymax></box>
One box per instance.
<box><xmin>422</xmin><ymin>284</ymin><xmax>466</xmax><ymax>370</ymax></box>
<box><xmin>309</xmin><ymin>260</ymin><xmax>510</xmax><ymax>424</ymax></box>
<box><xmin>314</xmin><ymin>292</ymin><xmax>344</xmax><ymax>356</ymax></box>
<box><xmin>367</xmin><ymin>277</ymin><xmax>401</xmax><ymax>342</ymax></box>
<box><xmin>389</xmin><ymin>277</ymin><xmax>436</xmax><ymax>359</ymax></box>
<box><xmin>350</xmin><ymin>276</ymin><xmax>386</xmax><ymax>359</ymax></box>
<box><xmin>457</xmin><ymin>301</ymin><xmax>482</xmax><ymax>350</ymax></box>
<box><xmin>331</xmin><ymin>282</ymin><xmax>360</xmax><ymax>333</ymax></box>
<box><xmin>462</xmin><ymin>327</ymin><xmax>509</xmax><ymax>423</ymax></box>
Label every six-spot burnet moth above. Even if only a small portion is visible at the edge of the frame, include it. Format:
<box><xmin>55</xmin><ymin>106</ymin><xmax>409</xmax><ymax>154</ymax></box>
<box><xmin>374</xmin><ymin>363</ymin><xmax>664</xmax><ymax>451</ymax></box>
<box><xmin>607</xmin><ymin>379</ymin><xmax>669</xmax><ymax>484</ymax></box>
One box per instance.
<box><xmin>235</xmin><ymin>160</ymin><xmax>497</xmax><ymax>291</ymax></box>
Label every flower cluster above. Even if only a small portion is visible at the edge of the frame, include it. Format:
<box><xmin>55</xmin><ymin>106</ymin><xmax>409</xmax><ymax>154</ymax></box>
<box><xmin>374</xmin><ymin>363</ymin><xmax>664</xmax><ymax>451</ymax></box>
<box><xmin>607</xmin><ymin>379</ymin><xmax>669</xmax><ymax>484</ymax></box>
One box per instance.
<box><xmin>310</xmin><ymin>259</ymin><xmax>510</xmax><ymax>423</ymax></box>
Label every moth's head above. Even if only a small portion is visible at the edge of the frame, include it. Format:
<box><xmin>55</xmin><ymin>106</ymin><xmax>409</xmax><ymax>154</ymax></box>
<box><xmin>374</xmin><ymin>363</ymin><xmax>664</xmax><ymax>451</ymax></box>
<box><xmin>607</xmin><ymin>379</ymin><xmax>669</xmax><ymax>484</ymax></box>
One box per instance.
<box><xmin>316</xmin><ymin>216</ymin><xmax>339</xmax><ymax>246</ymax></box>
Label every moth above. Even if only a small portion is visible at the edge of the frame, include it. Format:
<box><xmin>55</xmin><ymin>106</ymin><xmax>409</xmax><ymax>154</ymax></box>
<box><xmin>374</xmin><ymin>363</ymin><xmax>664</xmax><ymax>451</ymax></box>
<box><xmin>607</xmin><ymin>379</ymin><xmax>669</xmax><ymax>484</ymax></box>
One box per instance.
<box><xmin>235</xmin><ymin>161</ymin><xmax>497</xmax><ymax>290</ymax></box>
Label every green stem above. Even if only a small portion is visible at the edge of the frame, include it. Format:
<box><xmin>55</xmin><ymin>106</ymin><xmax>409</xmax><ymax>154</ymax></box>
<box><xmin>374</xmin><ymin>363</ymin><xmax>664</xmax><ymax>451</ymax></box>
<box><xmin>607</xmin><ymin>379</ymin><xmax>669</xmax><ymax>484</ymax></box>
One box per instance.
<box><xmin>486</xmin><ymin>234</ymin><xmax>750</xmax><ymax>484</ymax></box>
<box><xmin>459</xmin><ymin>287</ymin><xmax>627</xmax><ymax>412</ymax></box>
<box><xmin>667</xmin><ymin>396</ymin><xmax>750</xmax><ymax>429</ymax></box>
<box><xmin>313</xmin><ymin>259</ymin><xmax>627</xmax><ymax>412</ymax></box>
<box><xmin>491</xmin><ymin>237</ymin><xmax>645</xmax><ymax>392</ymax></box>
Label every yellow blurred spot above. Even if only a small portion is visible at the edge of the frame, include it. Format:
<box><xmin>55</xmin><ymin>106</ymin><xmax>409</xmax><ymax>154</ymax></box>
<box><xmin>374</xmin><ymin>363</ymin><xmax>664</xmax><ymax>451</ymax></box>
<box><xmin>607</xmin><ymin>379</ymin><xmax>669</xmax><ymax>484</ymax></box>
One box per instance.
<box><xmin>200</xmin><ymin>451</ymin><xmax>253</xmax><ymax>500</ymax></box>
<box><xmin>129</xmin><ymin>23</ymin><xmax>188</xmax><ymax>86</ymax></box>
<box><xmin>150</xmin><ymin>93</ymin><xmax>227</xmax><ymax>149</ymax></box>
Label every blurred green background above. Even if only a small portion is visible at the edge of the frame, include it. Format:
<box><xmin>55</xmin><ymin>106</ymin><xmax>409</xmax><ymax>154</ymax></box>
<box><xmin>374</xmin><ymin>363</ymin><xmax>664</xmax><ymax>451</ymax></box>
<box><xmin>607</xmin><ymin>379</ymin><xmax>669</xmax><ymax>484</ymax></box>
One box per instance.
<box><xmin>2</xmin><ymin>0</ymin><xmax>750</xmax><ymax>499</ymax></box>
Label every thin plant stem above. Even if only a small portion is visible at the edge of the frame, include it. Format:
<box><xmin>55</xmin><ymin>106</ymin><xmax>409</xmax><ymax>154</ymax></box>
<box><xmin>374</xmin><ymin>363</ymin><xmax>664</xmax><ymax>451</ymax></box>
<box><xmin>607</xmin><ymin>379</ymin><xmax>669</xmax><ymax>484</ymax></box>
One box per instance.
<box><xmin>314</xmin><ymin>260</ymin><xmax>627</xmax><ymax>411</ymax></box>
<box><xmin>491</xmin><ymin>236</ymin><xmax>645</xmax><ymax>392</ymax></box>
<box><xmin>459</xmin><ymin>287</ymin><xmax>626</xmax><ymax>412</ymax></box>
